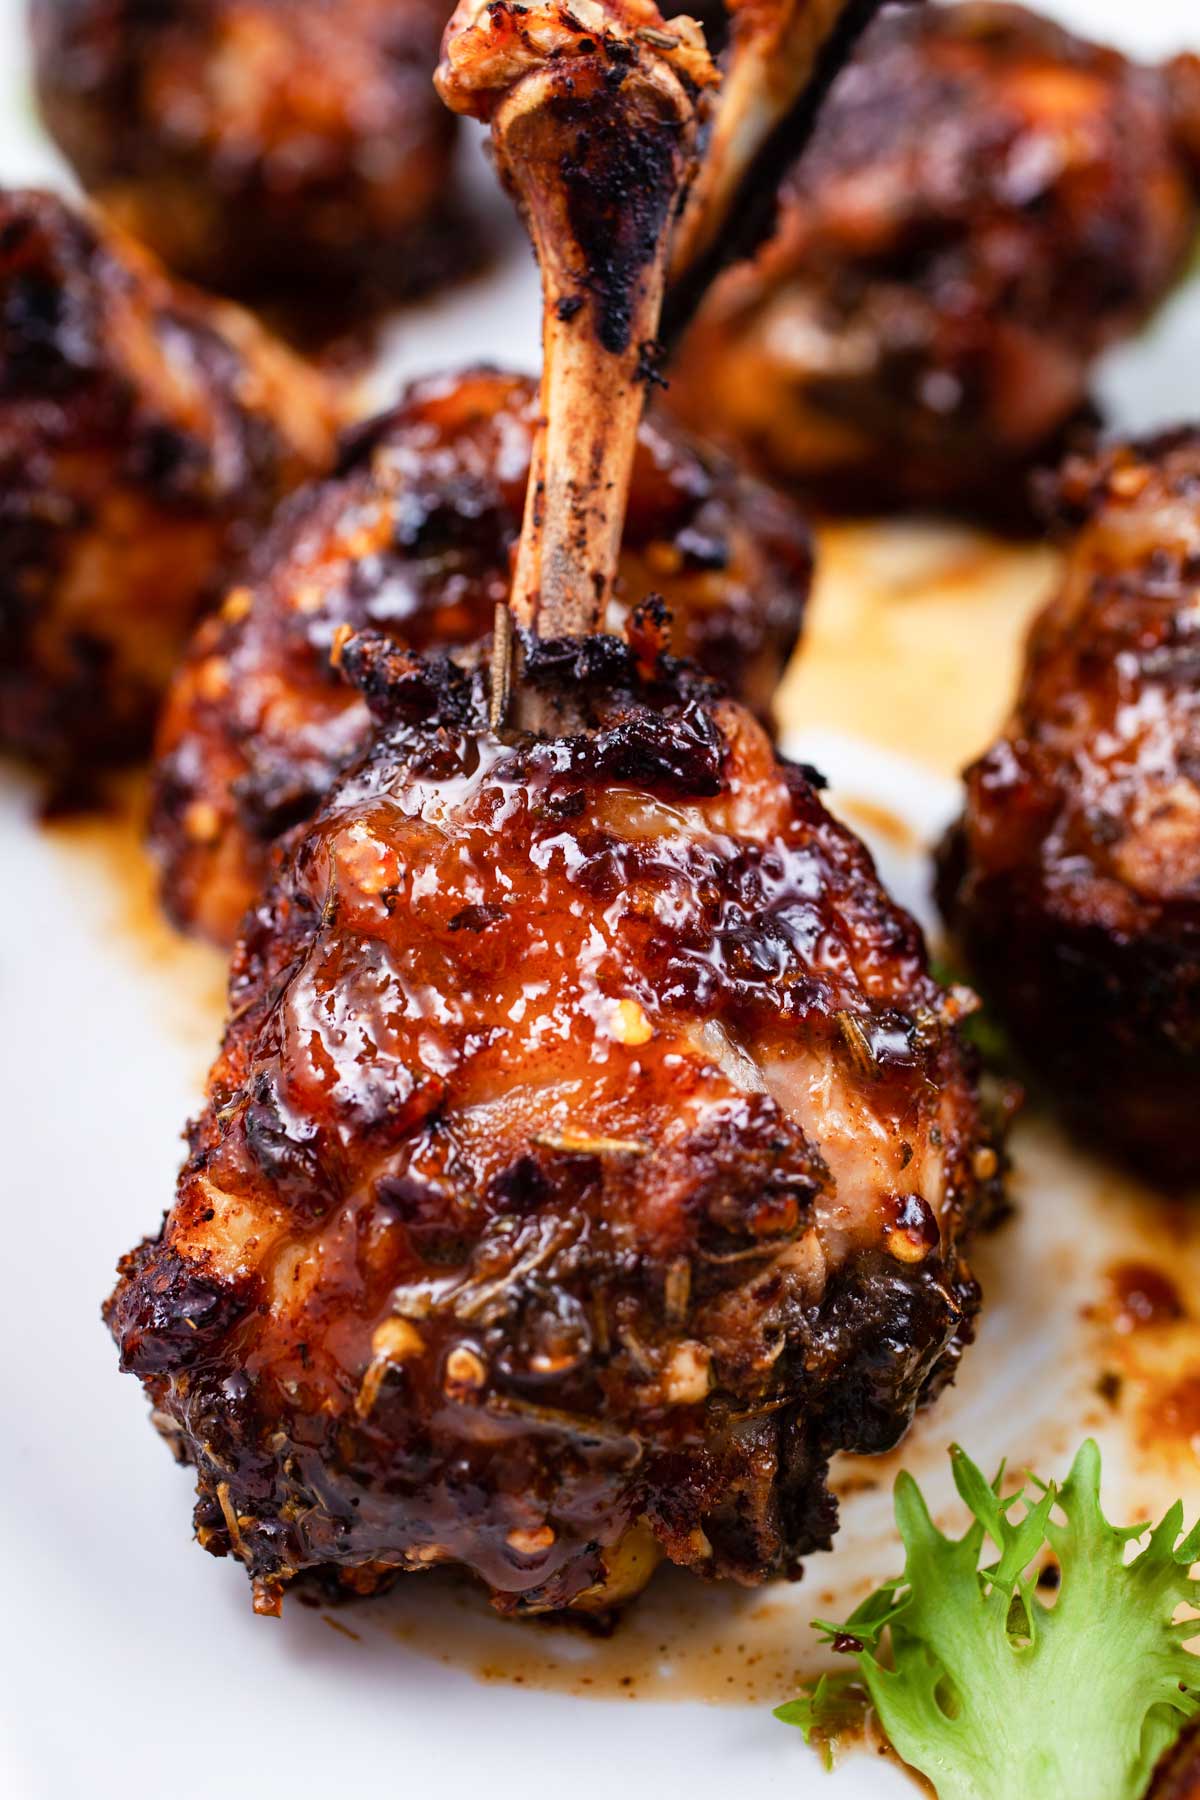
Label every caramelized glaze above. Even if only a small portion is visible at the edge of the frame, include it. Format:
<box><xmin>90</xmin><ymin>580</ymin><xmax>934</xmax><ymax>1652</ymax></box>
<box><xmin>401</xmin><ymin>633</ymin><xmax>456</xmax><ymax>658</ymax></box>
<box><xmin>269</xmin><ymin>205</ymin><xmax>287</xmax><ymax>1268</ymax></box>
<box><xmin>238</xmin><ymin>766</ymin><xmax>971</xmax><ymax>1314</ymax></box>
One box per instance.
<box><xmin>939</xmin><ymin>433</ymin><xmax>1200</xmax><ymax>1184</ymax></box>
<box><xmin>669</xmin><ymin>3</ymin><xmax>1200</xmax><ymax>519</ymax></box>
<box><xmin>30</xmin><ymin>0</ymin><xmax>468</xmax><ymax>309</ymax></box>
<box><xmin>111</xmin><ymin>630</ymin><xmax>997</xmax><ymax>1615</ymax></box>
<box><xmin>0</xmin><ymin>188</ymin><xmax>337</xmax><ymax>783</ymax></box>
<box><xmin>151</xmin><ymin>368</ymin><xmax>812</xmax><ymax>943</ymax></box>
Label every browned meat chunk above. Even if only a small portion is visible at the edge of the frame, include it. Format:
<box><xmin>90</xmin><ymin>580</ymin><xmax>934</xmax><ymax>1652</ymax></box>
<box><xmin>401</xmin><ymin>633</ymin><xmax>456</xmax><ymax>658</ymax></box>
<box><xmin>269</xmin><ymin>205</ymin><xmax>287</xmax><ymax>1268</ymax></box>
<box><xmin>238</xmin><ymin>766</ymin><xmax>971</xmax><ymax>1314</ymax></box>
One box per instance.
<box><xmin>0</xmin><ymin>188</ymin><xmax>337</xmax><ymax>781</ymax></box>
<box><xmin>30</xmin><ymin>0</ymin><xmax>467</xmax><ymax>303</ymax></box>
<box><xmin>110</xmin><ymin>0</ymin><xmax>996</xmax><ymax>1623</ymax></box>
<box><xmin>938</xmin><ymin>433</ymin><xmax>1200</xmax><ymax>1185</ymax></box>
<box><xmin>668</xmin><ymin>3</ymin><xmax>1200</xmax><ymax>519</ymax></box>
<box><xmin>111</xmin><ymin>628</ymin><xmax>996</xmax><ymax>1615</ymax></box>
<box><xmin>150</xmin><ymin>368</ymin><xmax>812</xmax><ymax>944</ymax></box>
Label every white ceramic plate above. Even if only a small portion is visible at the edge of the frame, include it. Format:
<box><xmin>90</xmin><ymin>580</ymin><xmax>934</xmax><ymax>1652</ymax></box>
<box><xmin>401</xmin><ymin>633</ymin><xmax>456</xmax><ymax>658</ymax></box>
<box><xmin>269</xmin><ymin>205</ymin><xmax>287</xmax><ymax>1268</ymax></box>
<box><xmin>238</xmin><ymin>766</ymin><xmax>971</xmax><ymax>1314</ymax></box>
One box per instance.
<box><xmin>2</xmin><ymin>3</ymin><xmax>1200</xmax><ymax>1797</ymax></box>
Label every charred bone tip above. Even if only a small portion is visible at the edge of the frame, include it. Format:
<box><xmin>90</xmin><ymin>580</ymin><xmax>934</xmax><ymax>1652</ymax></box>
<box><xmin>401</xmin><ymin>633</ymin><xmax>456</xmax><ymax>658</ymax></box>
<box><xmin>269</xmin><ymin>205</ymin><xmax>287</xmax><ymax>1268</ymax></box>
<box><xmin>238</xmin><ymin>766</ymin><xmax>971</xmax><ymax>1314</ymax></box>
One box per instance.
<box><xmin>436</xmin><ymin>0</ymin><xmax>716</xmax><ymax>671</ymax></box>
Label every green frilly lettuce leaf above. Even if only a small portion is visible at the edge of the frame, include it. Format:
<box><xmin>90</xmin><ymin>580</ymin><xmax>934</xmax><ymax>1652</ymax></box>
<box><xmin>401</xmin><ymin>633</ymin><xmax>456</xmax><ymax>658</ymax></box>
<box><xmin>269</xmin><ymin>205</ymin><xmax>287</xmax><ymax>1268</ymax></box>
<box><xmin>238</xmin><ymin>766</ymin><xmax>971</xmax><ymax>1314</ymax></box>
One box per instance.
<box><xmin>777</xmin><ymin>1441</ymin><xmax>1200</xmax><ymax>1800</ymax></box>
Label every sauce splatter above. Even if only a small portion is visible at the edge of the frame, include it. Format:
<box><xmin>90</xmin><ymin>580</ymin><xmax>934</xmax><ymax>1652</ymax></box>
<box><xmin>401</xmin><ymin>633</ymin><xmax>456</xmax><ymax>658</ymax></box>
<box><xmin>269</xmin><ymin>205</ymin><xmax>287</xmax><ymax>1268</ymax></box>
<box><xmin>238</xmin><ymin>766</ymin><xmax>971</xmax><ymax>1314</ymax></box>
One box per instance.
<box><xmin>778</xmin><ymin>519</ymin><xmax>1058</xmax><ymax>777</ymax></box>
<box><xmin>1144</xmin><ymin>1375</ymin><xmax>1200</xmax><ymax>1462</ymax></box>
<box><xmin>1108</xmin><ymin>1264</ymin><xmax>1186</xmax><ymax>1335</ymax></box>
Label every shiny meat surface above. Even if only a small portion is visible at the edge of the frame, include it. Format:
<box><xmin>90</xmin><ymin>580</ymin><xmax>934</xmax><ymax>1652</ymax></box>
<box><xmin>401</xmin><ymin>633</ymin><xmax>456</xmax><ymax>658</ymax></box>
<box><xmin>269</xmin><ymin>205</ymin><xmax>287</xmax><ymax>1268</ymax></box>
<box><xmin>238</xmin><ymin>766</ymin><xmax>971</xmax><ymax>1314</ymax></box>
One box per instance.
<box><xmin>668</xmin><ymin>3</ymin><xmax>1200</xmax><ymax>518</ymax></box>
<box><xmin>111</xmin><ymin>631</ymin><xmax>997</xmax><ymax>1615</ymax></box>
<box><xmin>150</xmin><ymin>367</ymin><xmax>813</xmax><ymax>943</ymax></box>
<box><xmin>938</xmin><ymin>433</ymin><xmax>1200</xmax><ymax>1185</ymax></box>
<box><xmin>0</xmin><ymin>187</ymin><xmax>337</xmax><ymax>781</ymax></box>
<box><xmin>30</xmin><ymin>0</ymin><xmax>465</xmax><ymax>302</ymax></box>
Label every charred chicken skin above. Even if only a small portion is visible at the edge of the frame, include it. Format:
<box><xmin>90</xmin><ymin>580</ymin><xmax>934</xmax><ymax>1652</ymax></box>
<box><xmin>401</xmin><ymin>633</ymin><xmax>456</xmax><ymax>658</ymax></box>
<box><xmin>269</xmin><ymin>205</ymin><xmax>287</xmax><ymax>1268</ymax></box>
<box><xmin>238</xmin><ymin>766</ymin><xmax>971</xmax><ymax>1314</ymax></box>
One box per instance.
<box><xmin>938</xmin><ymin>433</ymin><xmax>1200</xmax><ymax>1187</ymax></box>
<box><xmin>111</xmin><ymin>628</ymin><xmax>995</xmax><ymax>1615</ymax></box>
<box><xmin>30</xmin><ymin>0</ymin><xmax>464</xmax><ymax>303</ymax></box>
<box><xmin>668</xmin><ymin>2</ymin><xmax>1200</xmax><ymax>517</ymax></box>
<box><xmin>110</xmin><ymin>0</ymin><xmax>995</xmax><ymax>1615</ymax></box>
<box><xmin>151</xmin><ymin>367</ymin><xmax>813</xmax><ymax>945</ymax></box>
<box><xmin>142</xmin><ymin>0</ymin><xmax>873</xmax><ymax>943</ymax></box>
<box><xmin>0</xmin><ymin>187</ymin><xmax>336</xmax><ymax>780</ymax></box>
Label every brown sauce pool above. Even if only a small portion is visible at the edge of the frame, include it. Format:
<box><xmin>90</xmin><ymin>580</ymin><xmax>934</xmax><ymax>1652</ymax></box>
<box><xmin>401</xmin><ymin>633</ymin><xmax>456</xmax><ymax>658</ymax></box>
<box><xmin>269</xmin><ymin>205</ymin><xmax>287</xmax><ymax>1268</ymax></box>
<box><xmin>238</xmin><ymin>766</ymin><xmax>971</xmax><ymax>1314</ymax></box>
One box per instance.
<box><xmin>40</xmin><ymin>771</ymin><xmax>228</xmax><ymax>1073</ymax></box>
<box><xmin>780</xmin><ymin>519</ymin><xmax>1059</xmax><ymax>777</ymax></box>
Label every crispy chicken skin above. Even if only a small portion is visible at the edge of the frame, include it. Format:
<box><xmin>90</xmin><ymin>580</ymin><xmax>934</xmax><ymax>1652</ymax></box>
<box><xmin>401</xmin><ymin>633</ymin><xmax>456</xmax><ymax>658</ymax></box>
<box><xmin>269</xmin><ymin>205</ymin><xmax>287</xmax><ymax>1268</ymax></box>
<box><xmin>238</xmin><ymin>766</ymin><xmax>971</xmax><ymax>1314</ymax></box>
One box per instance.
<box><xmin>110</xmin><ymin>629</ymin><xmax>996</xmax><ymax>1614</ymax></box>
<box><xmin>937</xmin><ymin>433</ymin><xmax>1200</xmax><ymax>1186</ymax></box>
<box><xmin>29</xmin><ymin>0</ymin><xmax>464</xmax><ymax>302</ymax></box>
<box><xmin>0</xmin><ymin>188</ymin><xmax>337</xmax><ymax>780</ymax></box>
<box><xmin>150</xmin><ymin>367</ymin><xmax>813</xmax><ymax>944</ymax></box>
<box><xmin>668</xmin><ymin>3</ymin><xmax>1200</xmax><ymax>518</ymax></box>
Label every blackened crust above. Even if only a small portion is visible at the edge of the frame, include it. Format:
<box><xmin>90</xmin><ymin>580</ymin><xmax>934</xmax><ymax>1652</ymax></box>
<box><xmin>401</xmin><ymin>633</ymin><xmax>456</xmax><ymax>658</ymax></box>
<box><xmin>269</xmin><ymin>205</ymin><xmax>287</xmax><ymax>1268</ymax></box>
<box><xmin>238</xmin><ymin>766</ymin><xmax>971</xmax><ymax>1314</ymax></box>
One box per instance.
<box><xmin>939</xmin><ymin>432</ymin><xmax>1200</xmax><ymax>1183</ymax></box>
<box><xmin>150</xmin><ymin>367</ymin><xmax>812</xmax><ymax>943</ymax></box>
<box><xmin>116</xmin><ymin>648</ymin><xmax>997</xmax><ymax>1613</ymax></box>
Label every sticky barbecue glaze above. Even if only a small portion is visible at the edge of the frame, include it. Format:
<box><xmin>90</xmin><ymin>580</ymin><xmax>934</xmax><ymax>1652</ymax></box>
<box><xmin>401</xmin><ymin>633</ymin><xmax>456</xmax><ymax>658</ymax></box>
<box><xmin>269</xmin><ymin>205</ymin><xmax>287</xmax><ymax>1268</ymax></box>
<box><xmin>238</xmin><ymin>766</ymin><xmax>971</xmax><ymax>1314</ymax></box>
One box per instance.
<box><xmin>112</xmin><ymin>632</ymin><xmax>997</xmax><ymax>1614</ymax></box>
<box><xmin>0</xmin><ymin>188</ymin><xmax>336</xmax><ymax>781</ymax></box>
<box><xmin>30</xmin><ymin>0</ymin><xmax>466</xmax><ymax>303</ymax></box>
<box><xmin>939</xmin><ymin>433</ymin><xmax>1200</xmax><ymax>1184</ymax></box>
<box><xmin>151</xmin><ymin>368</ymin><xmax>812</xmax><ymax>943</ymax></box>
<box><xmin>669</xmin><ymin>2</ymin><xmax>1200</xmax><ymax>518</ymax></box>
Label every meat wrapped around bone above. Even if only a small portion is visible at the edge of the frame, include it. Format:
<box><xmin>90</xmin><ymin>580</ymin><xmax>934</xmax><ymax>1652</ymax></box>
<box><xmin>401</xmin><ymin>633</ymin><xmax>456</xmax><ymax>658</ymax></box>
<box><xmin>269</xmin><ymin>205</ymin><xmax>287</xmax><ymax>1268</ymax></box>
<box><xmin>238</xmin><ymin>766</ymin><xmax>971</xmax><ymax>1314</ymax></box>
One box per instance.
<box><xmin>110</xmin><ymin>0</ymin><xmax>997</xmax><ymax>1615</ymax></box>
<box><xmin>151</xmin><ymin>366</ymin><xmax>813</xmax><ymax>945</ymax></box>
<box><xmin>30</xmin><ymin>0</ymin><xmax>466</xmax><ymax>305</ymax></box>
<box><xmin>668</xmin><ymin>3</ymin><xmax>1200</xmax><ymax>518</ymax></box>
<box><xmin>0</xmin><ymin>187</ymin><xmax>336</xmax><ymax>782</ymax></box>
<box><xmin>112</xmin><ymin>625</ymin><xmax>997</xmax><ymax>1613</ymax></box>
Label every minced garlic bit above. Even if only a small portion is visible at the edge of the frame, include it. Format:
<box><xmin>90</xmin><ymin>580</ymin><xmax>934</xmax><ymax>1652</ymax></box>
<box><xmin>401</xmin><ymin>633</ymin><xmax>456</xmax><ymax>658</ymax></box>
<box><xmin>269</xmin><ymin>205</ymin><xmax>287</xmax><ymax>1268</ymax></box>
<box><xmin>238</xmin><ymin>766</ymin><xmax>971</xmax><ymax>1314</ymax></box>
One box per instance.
<box><xmin>220</xmin><ymin>585</ymin><xmax>252</xmax><ymax>623</ymax></box>
<box><xmin>354</xmin><ymin>1317</ymin><xmax>427</xmax><ymax>1418</ymax></box>
<box><xmin>662</xmin><ymin>1341</ymin><xmax>712</xmax><ymax>1404</ymax></box>
<box><xmin>886</xmin><ymin>1225</ymin><xmax>932</xmax><ymax>1265</ymax></box>
<box><xmin>371</xmin><ymin>1317</ymin><xmax>425</xmax><ymax>1363</ymax></box>
<box><xmin>409</xmin><ymin>1544</ymin><xmax>449</xmax><ymax>1565</ymax></box>
<box><xmin>444</xmin><ymin>1344</ymin><xmax>488</xmax><ymax>1395</ymax></box>
<box><xmin>183</xmin><ymin>799</ymin><xmax>221</xmax><ymax>843</ymax></box>
<box><xmin>329</xmin><ymin>621</ymin><xmax>354</xmax><ymax>669</ymax></box>
<box><xmin>196</xmin><ymin>655</ymin><xmax>231</xmax><ymax>701</ymax></box>
<box><xmin>610</xmin><ymin>997</ymin><xmax>654</xmax><ymax>1046</ymax></box>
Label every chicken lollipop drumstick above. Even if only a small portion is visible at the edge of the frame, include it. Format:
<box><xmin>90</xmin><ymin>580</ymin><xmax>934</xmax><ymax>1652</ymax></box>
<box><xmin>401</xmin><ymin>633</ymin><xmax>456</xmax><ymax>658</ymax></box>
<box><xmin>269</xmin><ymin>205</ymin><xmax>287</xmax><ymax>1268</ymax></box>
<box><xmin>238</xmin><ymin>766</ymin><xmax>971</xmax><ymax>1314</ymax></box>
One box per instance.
<box><xmin>151</xmin><ymin>367</ymin><xmax>812</xmax><ymax>945</ymax></box>
<box><xmin>30</xmin><ymin>0</ymin><xmax>466</xmax><ymax>309</ymax></box>
<box><xmin>668</xmin><ymin>3</ymin><xmax>1200</xmax><ymax>518</ymax></box>
<box><xmin>938</xmin><ymin>433</ymin><xmax>1200</xmax><ymax>1185</ymax></box>
<box><xmin>109</xmin><ymin>0</ymin><xmax>998</xmax><ymax>1618</ymax></box>
<box><xmin>0</xmin><ymin>187</ymin><xmax>337</xmax><ymax>784</ymax></box>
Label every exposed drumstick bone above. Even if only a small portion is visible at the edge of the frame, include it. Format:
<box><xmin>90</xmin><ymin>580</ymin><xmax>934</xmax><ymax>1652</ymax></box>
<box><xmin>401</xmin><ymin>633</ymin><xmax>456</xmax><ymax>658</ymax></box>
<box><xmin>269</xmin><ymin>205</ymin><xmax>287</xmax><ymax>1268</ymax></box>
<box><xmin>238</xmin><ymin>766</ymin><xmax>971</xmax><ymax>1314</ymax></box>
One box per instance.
<box><xmin>663</xmin><ymin>0</ymin><xmax>882</xmax><ymax>340</ymax></box>
<box><xmin>437</xmin><ymin>0</ymin><xmax>716</xmax><ymax>665</ymax></box>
